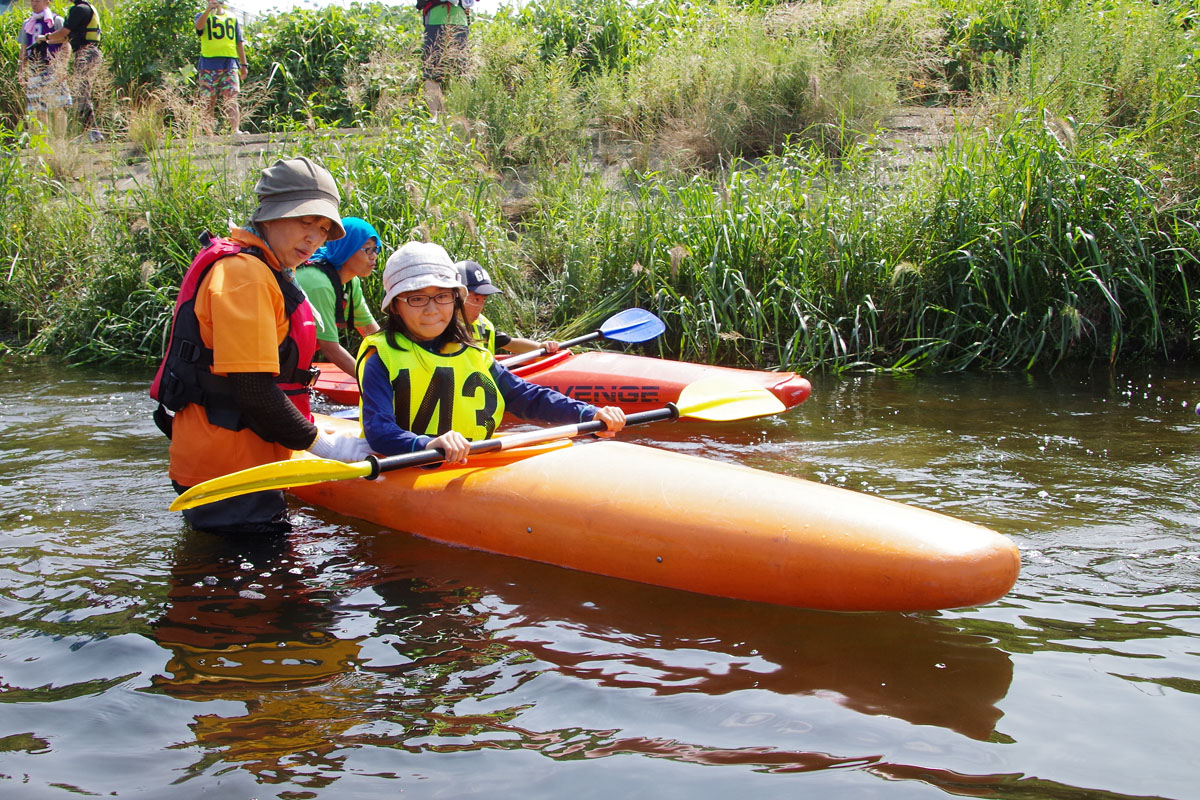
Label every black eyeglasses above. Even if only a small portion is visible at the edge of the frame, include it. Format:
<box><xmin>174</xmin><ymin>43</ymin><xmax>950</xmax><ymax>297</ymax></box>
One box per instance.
<box><xmin>398</xmin><ymin>291</ymin><xmax>457</xmax><ymax>308</ymax></box>
<box><xmin>361</xmin><ymin>244</ymin><xmax>379</xmax><ymax>257</ymax></box>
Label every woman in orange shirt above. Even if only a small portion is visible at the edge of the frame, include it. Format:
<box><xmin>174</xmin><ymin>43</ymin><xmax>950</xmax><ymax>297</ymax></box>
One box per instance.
<box><xmin>159</xmin><ymin>157</ymin><xmax>368</xmax><ymax>535</ymax></box>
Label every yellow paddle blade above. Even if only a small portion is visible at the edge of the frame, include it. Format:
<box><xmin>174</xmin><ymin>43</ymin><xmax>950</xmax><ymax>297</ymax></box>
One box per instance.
<box><xmin>674</xmin><ymin>376</ymin><xmax>787</xmax><ymax>421</ymax></box>
<box><xmin>169</xmin><ymin>458</ymin><xmax>373</xmax><ymax>511</ymax></box>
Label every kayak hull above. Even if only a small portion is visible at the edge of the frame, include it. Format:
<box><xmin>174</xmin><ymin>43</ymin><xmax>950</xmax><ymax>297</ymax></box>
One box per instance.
<box><xmin>292</xmin><ymin>417</ymin><xmax>1019</xmax><ymax>612</ymax></box>
<box><xmin>312</xmin><ymin>350</ymin><xmax>812</xmax><ymax>412</ymax></box>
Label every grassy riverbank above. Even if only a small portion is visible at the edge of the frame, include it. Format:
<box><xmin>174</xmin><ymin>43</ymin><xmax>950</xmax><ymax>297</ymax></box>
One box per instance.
<box><xmin>1</xmin><ymin>0</ymin><xmax>1197</xmax><ymax>371</ymax></box>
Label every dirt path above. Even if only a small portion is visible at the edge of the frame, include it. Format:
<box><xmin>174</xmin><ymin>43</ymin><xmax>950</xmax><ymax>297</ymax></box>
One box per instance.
<box><xmin>67</xmin><ymin>107</ymin><xmax>960</xmax><ymax>196</ymax></box>
<box><xmin>870</xmin><ymin>106</ymin><xmax>959</xmax><ymax>169</ymax></box>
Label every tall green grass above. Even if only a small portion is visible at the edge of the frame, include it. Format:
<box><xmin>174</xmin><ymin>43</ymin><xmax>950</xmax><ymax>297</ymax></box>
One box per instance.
<box><xmin>0</xmin><ymin>0</ymin><xmax>1197</xmax><ymax>371</ymax></box>
<box><xmin>449</xmin><ymin>22</ymin><xmax>587</xmax><ymax>166</ymax></box>
<box><xmin>494</xmin><ymin>106</ymin><xmax>1197</xmax><ymax>372</ymax></box>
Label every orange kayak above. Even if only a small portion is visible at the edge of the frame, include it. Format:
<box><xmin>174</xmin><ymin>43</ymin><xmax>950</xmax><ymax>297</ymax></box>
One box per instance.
<box><xmin>292</xmin><ymin>414</ymin><xmax>1020</xmax><ymax>612</ymax></box>
<box><xmin>312</xmin><ymin>350</ymin><xmax>812</xmax><ymax>412</ymax></box>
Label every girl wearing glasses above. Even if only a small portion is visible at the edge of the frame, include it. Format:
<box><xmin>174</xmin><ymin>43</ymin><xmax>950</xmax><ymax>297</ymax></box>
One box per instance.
<box><xmin>357</xmin><ymin>241</ymin><xmax>625</xmax><ymax>462</ymax></box>
<box><xmin>295</xmin><ymin>217</ymin><xmax>383</xmax><ymax>376</ymax></box>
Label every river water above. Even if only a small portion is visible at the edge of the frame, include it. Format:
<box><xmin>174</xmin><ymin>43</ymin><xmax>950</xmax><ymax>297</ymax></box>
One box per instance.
<box><xmin>1</xmin><ymin>361</ymin><xmax>1197</xmax><ymax>799</ymax></box>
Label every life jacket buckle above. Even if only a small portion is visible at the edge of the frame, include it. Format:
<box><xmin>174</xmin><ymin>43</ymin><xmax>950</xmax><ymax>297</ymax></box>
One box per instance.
<box><xmin>176</xmin><ymin>338</ymin><xmax>201</xmax><ymax>363</ymax></box>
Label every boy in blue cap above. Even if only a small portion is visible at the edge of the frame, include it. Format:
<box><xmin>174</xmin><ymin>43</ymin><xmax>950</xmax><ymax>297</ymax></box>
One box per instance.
<box><xmin>456</xmin><ymin>260</ymin><xmax>559</xmax><ymax>356</ymax></box>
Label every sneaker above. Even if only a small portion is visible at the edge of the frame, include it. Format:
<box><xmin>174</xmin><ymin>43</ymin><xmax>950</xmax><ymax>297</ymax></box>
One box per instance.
<box><xmin>87</xmin><ymin>129</ymin><xmax>104</xmax><ymax>143</ymax></box>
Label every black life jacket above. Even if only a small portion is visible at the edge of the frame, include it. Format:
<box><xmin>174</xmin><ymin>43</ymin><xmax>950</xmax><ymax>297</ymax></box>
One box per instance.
<box><xmin>150</xmin><ymin>232</ymin><xmax>318</xmax><ymax>438</ymax></box>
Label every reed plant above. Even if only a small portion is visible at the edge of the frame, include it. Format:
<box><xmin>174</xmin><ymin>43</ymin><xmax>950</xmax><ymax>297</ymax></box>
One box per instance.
<box><xmin>501</xmin><ymin>0</ymin><xmax>700</xmax><ymax>78</ymax></box>
<box><xmin>499</xmin><ymin>103</ymin><xmax>1198</xmax><ymax>372</ymax></box>
<box><xmin>449</xmin><ymin>22</ymin><xmax>588</xmax><ymax>167</ymax></box>
<box><xmin>248</xmin><ymin>4</ymin><xmax>411</xmax><ymax>128</ymax></box>
<box><xmin>589</xmin><ymin>14</ymin><xmax>826</xmax><ymax>165</ymax></box>
<box><xmin>102</xmin><ymin>0</ymin><xmax>199</xmax><ymax>92</ymax></box>
<box><xmin>0</xmin><ymin>0</ymin><xmax>1197</xmax><ymax>371</ymax></box>
<box><xmin>885</xmin><ymin>108</ymin><xmax>1191</xmax><ymax>369</ymax></box>
<box><xmin>0</xmin><ymin>14</ymin><xmax>24</xmax><ymax>130</ymax></box>
<box><xmin>587</xmin><ymin>0</ymin><xmax>940</xmax><ymax>164</ymax></box>
<box><xmin>0</xmin><ymin>119</ymin><xmax>534</xmax><ymax>363</ymax></box>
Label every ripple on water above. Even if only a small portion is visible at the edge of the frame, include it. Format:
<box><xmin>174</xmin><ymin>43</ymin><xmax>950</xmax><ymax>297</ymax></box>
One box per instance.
<box><xmin>2</xmin><ymin>364</ymin><xmax>1200</xmax><ymax>798</ymax></box>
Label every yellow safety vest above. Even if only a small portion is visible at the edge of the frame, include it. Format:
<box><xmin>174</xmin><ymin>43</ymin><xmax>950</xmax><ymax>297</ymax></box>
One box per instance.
<box><xmin>357</xmin><ymin>332</ymin><xmax>503</xmax><ymax>440</ymax></box>
<box><xmin>199</xmin><ymin>11</ymin><xmax>239</xmax><ymax>60</ymax></box>
<box><xmin>472</xmin><ymin>313</ymin><xmax>497</xmax><ymax>354</ymax></box>
<box><xmin>81</xmin><ymin>3</ymin><xmax>101</xmax><ymax>42</ymax></box>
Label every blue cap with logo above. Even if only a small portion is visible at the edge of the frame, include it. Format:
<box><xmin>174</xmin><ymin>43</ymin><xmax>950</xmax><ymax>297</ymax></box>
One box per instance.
<box><xmin>456</xmin><ymin>261</ymin><xmax>503</xmax><ymax>296</ymax></box>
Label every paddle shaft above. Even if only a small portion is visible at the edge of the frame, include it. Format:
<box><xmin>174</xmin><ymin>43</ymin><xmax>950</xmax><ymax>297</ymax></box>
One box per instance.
<box><xmin>170</xmin><ymin>376</ymin><xmax>783</xmax><ymax>511</ymax></box>
<box><xmin>365</xmin><ymin>404</ymin><xmax>679</xmax><ymax>478</ymax></box>
<box><xmin>501</xmin><ymin>329</ymin><xmax>601</xmax><ymax>369</ymax></box>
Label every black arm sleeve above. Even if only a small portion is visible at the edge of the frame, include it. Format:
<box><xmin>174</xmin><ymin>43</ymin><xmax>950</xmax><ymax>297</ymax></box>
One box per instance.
<box><xmin>229</xmin><ymin>372</ymin><xmax>318</xmax><ymax>451</ymax></box>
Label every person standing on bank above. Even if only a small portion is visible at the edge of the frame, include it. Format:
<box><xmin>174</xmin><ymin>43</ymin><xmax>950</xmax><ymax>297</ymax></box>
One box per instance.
<box><xmin>194</xmin><ymin>0</ymin><xmax>248</xmax><ymax>135</ymax></box>
<box><xmin>456</xmin><ymin>260</ymin><xmax>559</xmax><ymax>356</ymax></box>
<box><xmin>153</xmin><ymin>157</ymin><xmax>370</xmax><ymax>535</ymax></box>
<box><xmin>295</xmin><ymin>217</ymin><xmax>383</xmax><ymax>377</ymax></box>
<box><xmin>37</xmin><ymin>0</ymin><xmax>102</xmax><ymax>142</ymax></box>
<box><xmin>417</xmin><ymin>0</ymin><xmax>474</xmax><ymax>120</ymax></box>
<box><xmin>17</xmin><ymin>0</ymin><xmax>72</xmax><ymax>139</ymax></box>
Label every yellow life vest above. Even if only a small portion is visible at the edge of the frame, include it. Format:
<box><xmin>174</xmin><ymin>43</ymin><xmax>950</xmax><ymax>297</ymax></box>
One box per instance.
<box><xmin>199</xmin><ymin>11</ymin><xmax>239</xmax><ymax>59</ymax></box>
<box><xmin>81</xmin><ymin>2</ymin><xmax>101</xmax><ymax>42</ymax></box>
<box><xmin>472</xmin><ymin>313</ymin><xmax>497</xmax><ymax>354</ymax></box>
<box><xmin>357</xmin><ymin>331</ymin><xmax>504</xmax><ymax>440</ymax></box>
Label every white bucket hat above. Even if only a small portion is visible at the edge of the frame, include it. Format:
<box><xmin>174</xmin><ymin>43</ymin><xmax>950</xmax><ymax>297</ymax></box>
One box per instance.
<box><xmin>381</xmin><ymin>242</ymin><xmax>467</xmax><ymax>311</ymax></box>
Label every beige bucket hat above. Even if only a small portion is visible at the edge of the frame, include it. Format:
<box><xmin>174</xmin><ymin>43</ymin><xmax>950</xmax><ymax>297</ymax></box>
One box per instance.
<box><xmin>250</xmin><ymin>157</ymin><xmax>346</xmax><ymax>240</ymax></box>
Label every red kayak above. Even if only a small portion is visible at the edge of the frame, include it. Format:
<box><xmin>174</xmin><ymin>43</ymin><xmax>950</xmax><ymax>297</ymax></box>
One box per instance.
<box><xmin>312</xmin><ymin>350</ymin><xmax>811</xmax><ymax>412</ymax></box>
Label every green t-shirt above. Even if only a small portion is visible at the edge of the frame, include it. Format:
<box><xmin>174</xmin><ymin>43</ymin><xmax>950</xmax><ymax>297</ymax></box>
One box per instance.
<box><xmin>295</xmin><ymin>267</ymin><xmax>376</xmax><ymax>344</ymax></box>
<box><xmin>425</xmin><ymin>3</ymin><xmax>469</xmax><ymax>26</ymax></box>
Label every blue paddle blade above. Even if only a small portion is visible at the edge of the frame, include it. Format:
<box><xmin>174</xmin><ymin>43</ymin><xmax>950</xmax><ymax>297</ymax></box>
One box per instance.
<box><xmin>597</xmin><ymin>308</ymin><xmax>665</xmax><ymax>343</ymax></box>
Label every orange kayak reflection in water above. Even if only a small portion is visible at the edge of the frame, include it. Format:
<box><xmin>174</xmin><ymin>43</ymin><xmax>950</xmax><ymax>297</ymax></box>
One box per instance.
<box><xmin>356</xmin><ymin>529</ymin><xmax>1015</xmax><ymax>745</ymax></box>
<box><xmin>147</xmin><ymin>523</ymin><xmax>1013</xmax><ymax>786</ymax></box>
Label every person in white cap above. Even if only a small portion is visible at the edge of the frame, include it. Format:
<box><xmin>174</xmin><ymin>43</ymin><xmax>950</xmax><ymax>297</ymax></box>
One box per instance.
<box><xmin>156</xmin><ymin>156</ymin><xmax>369</xmax><ymax>535</ymax></box>
<box><xmin>356</xmin><ymin>241</ymin><xmax>625</xmax><ymax>462</ymax></box>
<box><xmin>455</xmin><ymin>259</ymin><xmax>559</xmax><ymax>356</ymax></box>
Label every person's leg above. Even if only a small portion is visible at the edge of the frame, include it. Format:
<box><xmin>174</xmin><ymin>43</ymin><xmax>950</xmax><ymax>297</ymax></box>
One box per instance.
<box><xmin>197</xmin><ymin>69</ymin><xmax>219</xmax><ymax>135</ymax></box>
<box><xmin>423</xmin><ymin>78</ymin><xmax>445</xmax><ymax>118</ymax></box>
<box><xmin>72</xmin><ymin>46</ymin><xmax>103</xmax><ymax>141</ymax></box>
<box><xmin>446</xmin><ymin>24</ymin><xmax>469</xmax><ymax>76</ymax></box>
<box><xmin>219</xmin><ymin>68</ymin><xmax>242</xmax><ymax>134</ymax></box>
<box><xmin>49</xmin><ymin>107</ymin><xmax>67</xmax><ymax>139</ymax></box>
<box><xmin>226</xmin><ymin>93</ymin><xmax>241</xmax><ymax>133</ymax></box>
<box><xmin>25</xmin><ymin>72</ymin><xmax>52</xmax><ymax>136</ymax></box>
<box><xmin>174</xmin><ymin>483</ymin><xmax>293</xmax><ymax>536</ymax></box>
<box><xmin>46</xmin><ymin>53</ymin><xmax>71</xmax><ymax>139</ymax></box>
<box><xmin>422</xmin><ymin>23</ymin><xmax>446</xmax><ymax>119</ymax></box>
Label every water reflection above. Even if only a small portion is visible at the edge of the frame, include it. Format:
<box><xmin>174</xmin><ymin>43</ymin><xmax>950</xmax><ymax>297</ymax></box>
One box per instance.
<box><xmin>141</xmin><ymin>514</ymin><xmax>1014</xmax><ymax>791</ymax></box>
<box><xmin>150</xmin><ymin>531</ymin><xmax>367</xmax><ymax>784</ymax></box>
<box><xmin>353</xmin><ymin>525</ymin><xmax>1014</xmax><ymax>744</ymax></box>
<box><xmin>2</xmin><ymin>362</ymin><xmax>1198</xmax><ymax>798</ymax></box>
<box><xmin>153</xmin><ymin>533</ymin><xmax>351</xmax><ymax>687</ymax></box>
